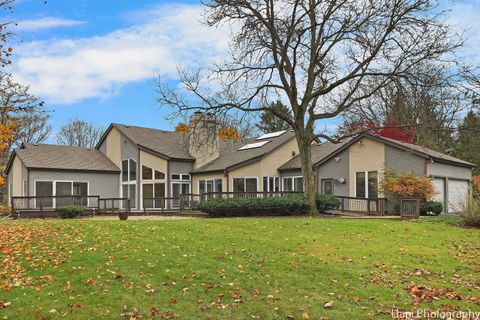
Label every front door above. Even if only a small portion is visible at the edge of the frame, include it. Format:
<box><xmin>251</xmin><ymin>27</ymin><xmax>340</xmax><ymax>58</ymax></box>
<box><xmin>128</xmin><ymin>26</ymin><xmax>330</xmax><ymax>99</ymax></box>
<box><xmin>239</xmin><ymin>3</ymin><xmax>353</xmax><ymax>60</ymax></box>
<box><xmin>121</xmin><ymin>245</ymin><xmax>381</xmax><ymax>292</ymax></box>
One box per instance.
<box><xmin>322</xmin><ymin>179</ymin><xmax>334</xmax><ymax>195</ymax></box>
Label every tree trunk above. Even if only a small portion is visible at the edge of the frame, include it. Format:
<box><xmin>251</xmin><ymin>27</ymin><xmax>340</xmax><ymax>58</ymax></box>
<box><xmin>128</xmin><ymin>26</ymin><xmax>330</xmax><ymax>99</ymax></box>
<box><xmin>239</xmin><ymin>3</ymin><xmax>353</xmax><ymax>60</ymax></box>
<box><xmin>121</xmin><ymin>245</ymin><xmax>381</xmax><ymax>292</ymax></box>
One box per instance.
<box><xmin>295</xmin><ymin>129</ymin><xmax>317</xmax><ymax>214</ymax></box>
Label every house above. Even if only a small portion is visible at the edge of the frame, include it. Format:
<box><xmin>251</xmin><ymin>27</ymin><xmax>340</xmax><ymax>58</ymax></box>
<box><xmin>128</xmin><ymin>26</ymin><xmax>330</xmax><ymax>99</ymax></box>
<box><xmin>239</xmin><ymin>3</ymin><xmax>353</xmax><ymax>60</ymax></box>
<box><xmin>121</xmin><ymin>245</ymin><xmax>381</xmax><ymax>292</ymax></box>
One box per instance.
<box><xmin>5</xmin><ymin>112</ymin><xmax>475</xmax><ymax>213</ymax></box>
<box><xmin>279</xmin><ymin>134</ymin><xmax>475</xmax><ymax>213</ymax></box>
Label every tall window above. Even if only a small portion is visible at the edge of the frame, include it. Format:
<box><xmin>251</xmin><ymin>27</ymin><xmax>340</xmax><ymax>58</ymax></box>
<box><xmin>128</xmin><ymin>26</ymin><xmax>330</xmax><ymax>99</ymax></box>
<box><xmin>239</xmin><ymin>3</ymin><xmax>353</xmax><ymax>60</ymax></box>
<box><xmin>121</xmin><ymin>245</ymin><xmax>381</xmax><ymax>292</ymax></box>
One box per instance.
<box><xmin>122</xmin><ymin>158</ymin><xmax>137</xmax><ymax>208</ymax></box>
<box><xmin>141</xmin><ymin>164</ymin><xmax>166</xmax><ymax>209</ymax></box>
<box><xmin>199</xmin><ymin>179</ymin><xmax>223</xmax><ymax>194</ymax></box>
<box><xmin>233</xmin><ymin>178</ymin><xmax>257</xmax><ymax>193</ymax></box>
<box><xmin>263</xmin><ymin>176</ymin><xmax>280</xmax><ymax>192</ymax></box>
<box><xmin>356</xmin><ymin>171</ymin><xmax>378</xmax><ymax>198</ymax></box>
<box><xmin>282</xmin><ymin>177</ymin><xmax>303</xmax><ymax>192</ymax></box>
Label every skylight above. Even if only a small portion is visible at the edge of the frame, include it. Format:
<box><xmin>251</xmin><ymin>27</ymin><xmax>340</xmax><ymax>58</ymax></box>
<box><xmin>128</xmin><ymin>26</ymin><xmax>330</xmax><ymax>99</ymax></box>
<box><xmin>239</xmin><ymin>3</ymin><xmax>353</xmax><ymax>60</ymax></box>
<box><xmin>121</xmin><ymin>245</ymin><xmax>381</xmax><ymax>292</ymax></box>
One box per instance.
<box><xmin>256</xmin><ymin>130</ymin><xmax>287</xmax><ymax>140</ymax></box>
<box><xmin>239</xmin><ymin>140</ymin><xmax>270</xmax><ymax>150</ymax></box>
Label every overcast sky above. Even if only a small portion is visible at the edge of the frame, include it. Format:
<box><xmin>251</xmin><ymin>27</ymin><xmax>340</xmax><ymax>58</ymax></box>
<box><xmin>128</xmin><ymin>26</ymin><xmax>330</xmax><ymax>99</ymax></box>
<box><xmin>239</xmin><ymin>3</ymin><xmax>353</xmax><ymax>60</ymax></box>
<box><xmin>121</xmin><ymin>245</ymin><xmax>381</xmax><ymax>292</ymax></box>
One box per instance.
<box><xmin>6</xmin><ymin>0</ymin><xmax>480</xmax><ymax>139</ymax></box>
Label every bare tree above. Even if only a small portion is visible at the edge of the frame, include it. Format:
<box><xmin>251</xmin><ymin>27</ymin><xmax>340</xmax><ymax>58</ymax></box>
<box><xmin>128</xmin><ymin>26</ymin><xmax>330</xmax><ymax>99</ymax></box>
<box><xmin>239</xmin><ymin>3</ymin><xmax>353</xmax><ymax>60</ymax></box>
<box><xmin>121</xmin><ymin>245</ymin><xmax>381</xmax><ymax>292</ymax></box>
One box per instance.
<box><xmin>0</xmin><ymin>73</ymin><xmax>50</xmax><ymax>156</ymax></box>
<box><xmin>0</xmin><ymin>0</ymin><xmax>14</xmax><ymax>68</ymax></box>
<box><xmin>56</xmin><ymin>119</ymin><xmax>104</xmax><ymax>148</ymax></box>
<box><xmin>157</xmin><ymin>0</ymin><xmax>462</xmax><ymax>212</ymax></box>
<box><xmin>340</xmin><ymin>63</ymin><xmax>465</xmax><ymax>152</ymax></box>
<box><xmin>14</xmin><ymin>112</ymin><xmax>52</xmax><ymax>147</ymax></box>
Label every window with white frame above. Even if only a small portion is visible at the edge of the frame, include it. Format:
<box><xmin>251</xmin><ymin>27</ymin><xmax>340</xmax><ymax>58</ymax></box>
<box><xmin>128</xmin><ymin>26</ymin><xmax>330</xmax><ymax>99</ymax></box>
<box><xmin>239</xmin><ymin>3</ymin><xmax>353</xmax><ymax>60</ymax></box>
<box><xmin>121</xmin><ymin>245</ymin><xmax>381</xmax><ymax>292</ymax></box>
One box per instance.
<box><xmin>232</xmin><ymin>177</ymin><xmax>257</xmax><ymax>193</ymax></box>
<box><xmin>355</xmin><ymin>171</ymin><xmax>378</xmax><ymax>198</ymax></box>
<box><xmin>262</xmin><ymin>176</ymin><xmax>280</xmax><ymax>192</ymax></box>
<box><xmin>282</xmin><ymin>176</ymin><xmax>304</xmax><ymax>192</ymax></box>
<box><xmin>199</xmin><ymin>179</ymin><xmax>223</xmax><ymax>194</ymax></box>
<box><xmin>122</xmin><ymin>159</ymin><xmax>137</xmax><ymax>208</ymax></box>
<box><xmin>34</xmin><ymin>180</ymin><xmax>89</xmax><ymax>207</ymax></box>
<box><xmin>141</xmin><ymin>165</ymin><xmax>166</xmax><ymax>208</ymax></box>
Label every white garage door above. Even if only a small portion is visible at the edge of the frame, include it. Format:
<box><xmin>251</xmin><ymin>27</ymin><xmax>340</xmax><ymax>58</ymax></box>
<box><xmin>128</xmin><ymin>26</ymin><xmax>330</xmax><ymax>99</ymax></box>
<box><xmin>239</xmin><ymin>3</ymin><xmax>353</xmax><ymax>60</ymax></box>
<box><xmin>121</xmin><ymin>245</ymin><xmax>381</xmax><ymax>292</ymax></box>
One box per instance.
<box><xmin>448</xmin><ymin>180</ymin><xmax>469</xmax><ymax>213</ymax></box>
<box><xmin>432</xmin><ymin>178</ymin><xmax>445</xmax><ymax>212</ymax></box>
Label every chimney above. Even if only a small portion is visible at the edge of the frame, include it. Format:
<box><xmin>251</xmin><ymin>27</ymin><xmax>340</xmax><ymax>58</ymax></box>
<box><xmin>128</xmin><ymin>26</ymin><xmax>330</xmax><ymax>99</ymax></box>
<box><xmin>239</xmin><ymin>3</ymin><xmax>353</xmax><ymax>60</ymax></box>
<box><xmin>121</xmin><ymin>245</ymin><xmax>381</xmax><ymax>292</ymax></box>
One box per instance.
<box><xmin>188</xmin><ymin>112</ymin><xmax>219</xmax><ymax>168</ymax></box>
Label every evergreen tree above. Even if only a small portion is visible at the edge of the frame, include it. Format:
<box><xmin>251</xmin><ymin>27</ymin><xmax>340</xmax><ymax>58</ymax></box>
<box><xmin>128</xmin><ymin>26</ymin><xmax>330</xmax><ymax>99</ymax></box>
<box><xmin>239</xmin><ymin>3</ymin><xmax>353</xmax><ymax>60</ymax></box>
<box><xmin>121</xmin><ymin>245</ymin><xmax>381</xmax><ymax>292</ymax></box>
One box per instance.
<box><xmin>454</xmin><ymin>111</ymin><xmax>480</xmax><ymax>174</ymax></box>
<box><xmin>255</xmin><ymin>101</ymin><xmax>291</xmax><ymax>133</ymax></box>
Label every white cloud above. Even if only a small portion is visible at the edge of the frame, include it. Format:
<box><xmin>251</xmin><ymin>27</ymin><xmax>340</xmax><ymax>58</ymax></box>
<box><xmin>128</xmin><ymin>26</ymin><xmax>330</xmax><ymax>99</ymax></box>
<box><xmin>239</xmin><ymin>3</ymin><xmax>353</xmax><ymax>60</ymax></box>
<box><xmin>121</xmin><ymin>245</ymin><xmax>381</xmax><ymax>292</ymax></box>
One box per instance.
<box><xmin>15</xmin><ymin>17</ymin><xmax>85</xmax><ymax>31</ymax></box>
<box><xmin>12</xmin><ymin>4</ymin><xmax>231</xmax><ymax>104</ymax></box>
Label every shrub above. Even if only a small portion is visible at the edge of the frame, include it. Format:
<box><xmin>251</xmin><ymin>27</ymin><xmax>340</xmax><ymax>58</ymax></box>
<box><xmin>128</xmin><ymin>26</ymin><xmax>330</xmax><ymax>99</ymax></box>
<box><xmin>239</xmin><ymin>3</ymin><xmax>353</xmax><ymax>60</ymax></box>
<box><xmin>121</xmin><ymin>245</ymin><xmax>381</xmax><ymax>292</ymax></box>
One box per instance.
<box><xmin>420</xmin><ymin>201</ymin><xmax>443</xmax><ymax>216</ymax></box>
<box><xmin>316</xmin><ymin>193</ymin><xmax>340</xmax><ymax>213</ymax></box>
<box><xmin>381</xmin><ymin>170</ymin><xmax>436</xmax><ymax>200</ymax></box>
<box><xmin>197</xmin><ymin>195</ymin><xmax>310</xmax><ymax>217</ymax></box>
<box><xmin>56</xmin><ymin>205</ymin><xmax>86</xmax><ymax>219</ymax></box>
<box><xmin>459</xmin><ymin>200</ymin><xmax>480</xmax><ymax>228</ymax></box>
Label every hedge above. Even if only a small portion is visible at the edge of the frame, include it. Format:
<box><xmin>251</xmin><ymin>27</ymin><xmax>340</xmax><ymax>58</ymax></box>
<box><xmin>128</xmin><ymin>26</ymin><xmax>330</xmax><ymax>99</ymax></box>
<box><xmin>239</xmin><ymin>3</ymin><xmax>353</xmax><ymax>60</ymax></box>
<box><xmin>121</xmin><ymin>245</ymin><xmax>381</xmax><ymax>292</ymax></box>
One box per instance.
<box><xmin>316</xmin><ymin>193</ymin><xmax>340</xmax><ymax>213</ymax></box>
<box><xmin>196</xmin><ymin>195</ymin><xmax>311</xmax><ymax>217</ymax></box>
<box><xmin>420</xmin><ymin>201</ymin><xmax>443</xmax><ymax>216</ymax></box>
<box><xmin>56</xmin><ymin>205</ymin><xmax>86</xmax><ymax>219</ymax></box>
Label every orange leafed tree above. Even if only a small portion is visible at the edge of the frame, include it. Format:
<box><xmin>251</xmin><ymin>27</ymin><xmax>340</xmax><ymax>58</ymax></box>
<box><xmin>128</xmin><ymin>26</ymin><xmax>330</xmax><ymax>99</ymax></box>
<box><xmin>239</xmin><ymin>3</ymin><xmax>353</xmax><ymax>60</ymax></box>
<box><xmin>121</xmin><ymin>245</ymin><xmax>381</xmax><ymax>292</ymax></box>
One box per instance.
<box><xmin>218</xmin><ymin>127</ymin><xmax>240</xmax><ymax>140</ymax></box>
<box><xmin>175</xmin><ymin>122</ymin><xmax>190</xmax><ymax>134</ymax></box>
<box><xmin>381</xmin><ymin>171</ymin><xmax>436</xmax><ymax>200</ymax></box>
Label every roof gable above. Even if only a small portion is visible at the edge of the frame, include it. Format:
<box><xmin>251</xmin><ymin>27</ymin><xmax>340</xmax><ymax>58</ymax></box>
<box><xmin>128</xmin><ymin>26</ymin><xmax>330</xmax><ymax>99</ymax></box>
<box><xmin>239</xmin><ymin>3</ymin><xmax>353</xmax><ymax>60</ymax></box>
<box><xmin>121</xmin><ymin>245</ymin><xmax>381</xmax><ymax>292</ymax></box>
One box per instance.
<box><xmin>98</xmin><ymin>124</ymin><xmax>195</xmax><ymax>161</ymax></box>
<box><xmin>12</xmin><ymin>143</ymin><xmax>120</xmax><ymax>172</ymax></box>
<box><xmin>279</xmin><ymin>134</ymin><xmax>475</xmax><ymax>171</ymax></box>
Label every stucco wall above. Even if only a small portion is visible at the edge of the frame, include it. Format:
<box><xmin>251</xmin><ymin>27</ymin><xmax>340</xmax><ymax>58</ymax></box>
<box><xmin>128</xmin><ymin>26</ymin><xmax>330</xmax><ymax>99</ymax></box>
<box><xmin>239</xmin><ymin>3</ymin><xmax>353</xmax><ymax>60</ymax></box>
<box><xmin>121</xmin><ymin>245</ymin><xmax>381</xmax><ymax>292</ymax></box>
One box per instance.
<box><xmin>104</xmin><ymin>127</ymin><xmax>122</xmax><ymax>168</ymax></box>
<box><xmin>8</xmin><ymin>156</ymin><xmax>26</xmax><ymax>198</ymax></box>
<box><xmin>348</xmin><ymin>137</ymin><xmax>385</xmax><ymax>197</ymax></box>
<box><xmin>28</xmin><ymin>170</ymin><xmax>119</xmax><ymax>198</ymax></box>
<box><xmin>427</xmin><ymin>162</ymin><xmax>472</xmax><ymax>180</ymax></box>
<box><xmin>384</xmin><ymin>145</ymin><xmax>425</xmax><ymax>175</ymax></box>
<box><xmin>317</xmin><ymin>148</ymin><xmax>349</xmax><ymax>196</ymax></box>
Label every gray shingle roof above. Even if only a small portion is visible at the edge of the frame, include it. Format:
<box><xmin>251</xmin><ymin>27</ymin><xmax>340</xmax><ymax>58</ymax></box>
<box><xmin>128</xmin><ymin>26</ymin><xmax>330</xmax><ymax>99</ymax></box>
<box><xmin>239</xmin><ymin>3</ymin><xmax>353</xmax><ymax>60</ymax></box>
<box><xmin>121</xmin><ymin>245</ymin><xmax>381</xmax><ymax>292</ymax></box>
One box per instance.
<box><xmin>112</xmin><ymin>124</ymin><xmax>195</xmax><ymax>160</ymax></box>
<box><xmin>192</xmin><ymin>130</ymin><xmax>297</xmax><ymax>173</ymax></box>
<box><xmin>378</xmin><ymin>135</ymin><xmax>475</xmax><ymax>167</ymax></box>
<box><xmin>278</xmin><ymin>139</ymin><xmax>351</xmax><ymax>171</ymax></box>
<box><xmin>279</xmin><ymin>133</ymin><xmax>475</xmax><ymax>170</ymax></box>
<box><xmin>15</xmin><ymin>143</ymin><xmax>120</xmax><ymax>172</ymax></box>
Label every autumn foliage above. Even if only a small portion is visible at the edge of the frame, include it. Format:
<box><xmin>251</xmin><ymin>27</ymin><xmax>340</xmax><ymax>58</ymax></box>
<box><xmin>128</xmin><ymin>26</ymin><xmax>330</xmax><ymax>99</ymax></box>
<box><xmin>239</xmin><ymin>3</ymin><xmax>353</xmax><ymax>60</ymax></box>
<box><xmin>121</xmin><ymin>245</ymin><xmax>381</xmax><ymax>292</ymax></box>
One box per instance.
<box><xmin>381</xmin><ymin>171</ymin><xmax>436</xmax><ymax>200</ymax></box>
<box><xmin>218</xmin><ymin>127</ymin><xmax>240</xmax><ymax>140</ymax></box>
<box><xmin>339</xmin><ymin>118</ymin><xmax>416</xmax><ymax>144</ymax></box>
<box><xmin>175</xmin><ymin>122</ymin><xmax>241</xmax><ymax>140</ymax></box>
<box><xmin>174</xmin><ymin>122</ymin><xmax>190</xmax><ymax>134</ymax></box>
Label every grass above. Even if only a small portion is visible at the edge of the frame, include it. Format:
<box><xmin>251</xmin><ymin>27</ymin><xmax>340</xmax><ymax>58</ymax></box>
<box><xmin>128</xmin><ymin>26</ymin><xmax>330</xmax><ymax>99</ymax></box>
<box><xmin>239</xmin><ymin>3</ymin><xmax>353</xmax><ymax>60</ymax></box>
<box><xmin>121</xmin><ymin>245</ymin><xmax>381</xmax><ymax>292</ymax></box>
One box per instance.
<box><xmin>0</xmin><ymin>217</ymin><xmax>478</xmax><ymax>319</ymax></box>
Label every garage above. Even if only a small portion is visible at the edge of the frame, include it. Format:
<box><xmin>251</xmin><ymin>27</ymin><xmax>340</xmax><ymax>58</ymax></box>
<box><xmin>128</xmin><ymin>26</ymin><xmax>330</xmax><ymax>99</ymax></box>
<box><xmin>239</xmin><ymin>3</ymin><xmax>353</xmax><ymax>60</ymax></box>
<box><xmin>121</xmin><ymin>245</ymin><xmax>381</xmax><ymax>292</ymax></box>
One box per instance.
<box><xmin>432</xmin><ymin>178</ymin><xmax>446</xmax><ymax>213</ymax></box>
<box><xmin>448</xmin><ymin>179</ymin><xmax>469</xmax><ymax>213</ymax></box>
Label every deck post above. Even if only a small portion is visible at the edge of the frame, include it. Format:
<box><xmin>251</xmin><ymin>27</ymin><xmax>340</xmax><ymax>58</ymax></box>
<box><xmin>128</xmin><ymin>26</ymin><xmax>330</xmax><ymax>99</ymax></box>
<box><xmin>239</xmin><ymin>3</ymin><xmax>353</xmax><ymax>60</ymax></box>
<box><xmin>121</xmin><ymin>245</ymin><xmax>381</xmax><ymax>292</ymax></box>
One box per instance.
<box><xmin>367</xmin><ymin>199</ymin><xmax>371</xmax><ymax>215</ymax></box>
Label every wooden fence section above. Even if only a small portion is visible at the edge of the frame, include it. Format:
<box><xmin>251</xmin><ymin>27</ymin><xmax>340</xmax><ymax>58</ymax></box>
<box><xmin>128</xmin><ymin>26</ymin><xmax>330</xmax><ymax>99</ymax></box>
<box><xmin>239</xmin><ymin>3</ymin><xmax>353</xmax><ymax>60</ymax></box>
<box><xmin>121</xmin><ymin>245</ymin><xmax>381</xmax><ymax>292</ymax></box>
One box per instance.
<box><xmin>400</xmin><ymin>198</ymin><xmax>421</xmax><ymax>219</ymax></box>
<box><xmin>336</xmin><ymin>196</ymin><xmax>386</xmax><ymax>215</ymax></box>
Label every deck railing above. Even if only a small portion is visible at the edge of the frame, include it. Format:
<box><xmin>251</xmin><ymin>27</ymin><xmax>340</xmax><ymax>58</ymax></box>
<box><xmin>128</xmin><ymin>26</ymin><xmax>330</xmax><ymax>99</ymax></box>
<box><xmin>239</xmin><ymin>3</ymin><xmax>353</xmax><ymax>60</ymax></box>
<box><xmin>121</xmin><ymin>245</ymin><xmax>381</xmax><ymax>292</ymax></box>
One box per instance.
<box><xmin>98</xmin><ymin>198</ymin><xmax>131</xmax><ymax>215</ymax></box>
<box><xmin>200</xmin><ymin>191</ymin><xmax>303</xmax><ymax>200</ymax></box>
<box><xmin>11</xmin><ymin>195</ymin><xmax>100</xmax><ymax>212</ymax></box>
<box><xmin>336</xmin><ymin>196</ymin><xmax>386</xmax><ymax>215</ymax></box>
<box><xmin>11</xmin><ymin>196</ymin><xmax>130</xmax><ymax>218</ymax></box>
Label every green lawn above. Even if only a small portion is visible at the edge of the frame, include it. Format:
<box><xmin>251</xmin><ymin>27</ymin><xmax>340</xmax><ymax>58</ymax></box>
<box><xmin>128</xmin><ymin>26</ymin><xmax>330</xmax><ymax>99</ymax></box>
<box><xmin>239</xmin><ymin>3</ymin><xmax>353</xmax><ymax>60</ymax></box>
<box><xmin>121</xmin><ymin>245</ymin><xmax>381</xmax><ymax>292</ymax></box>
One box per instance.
<box><xmin>0</xmin><ymin>217</ymin><xmax>478</xmax><ymax>319</ymax></box>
